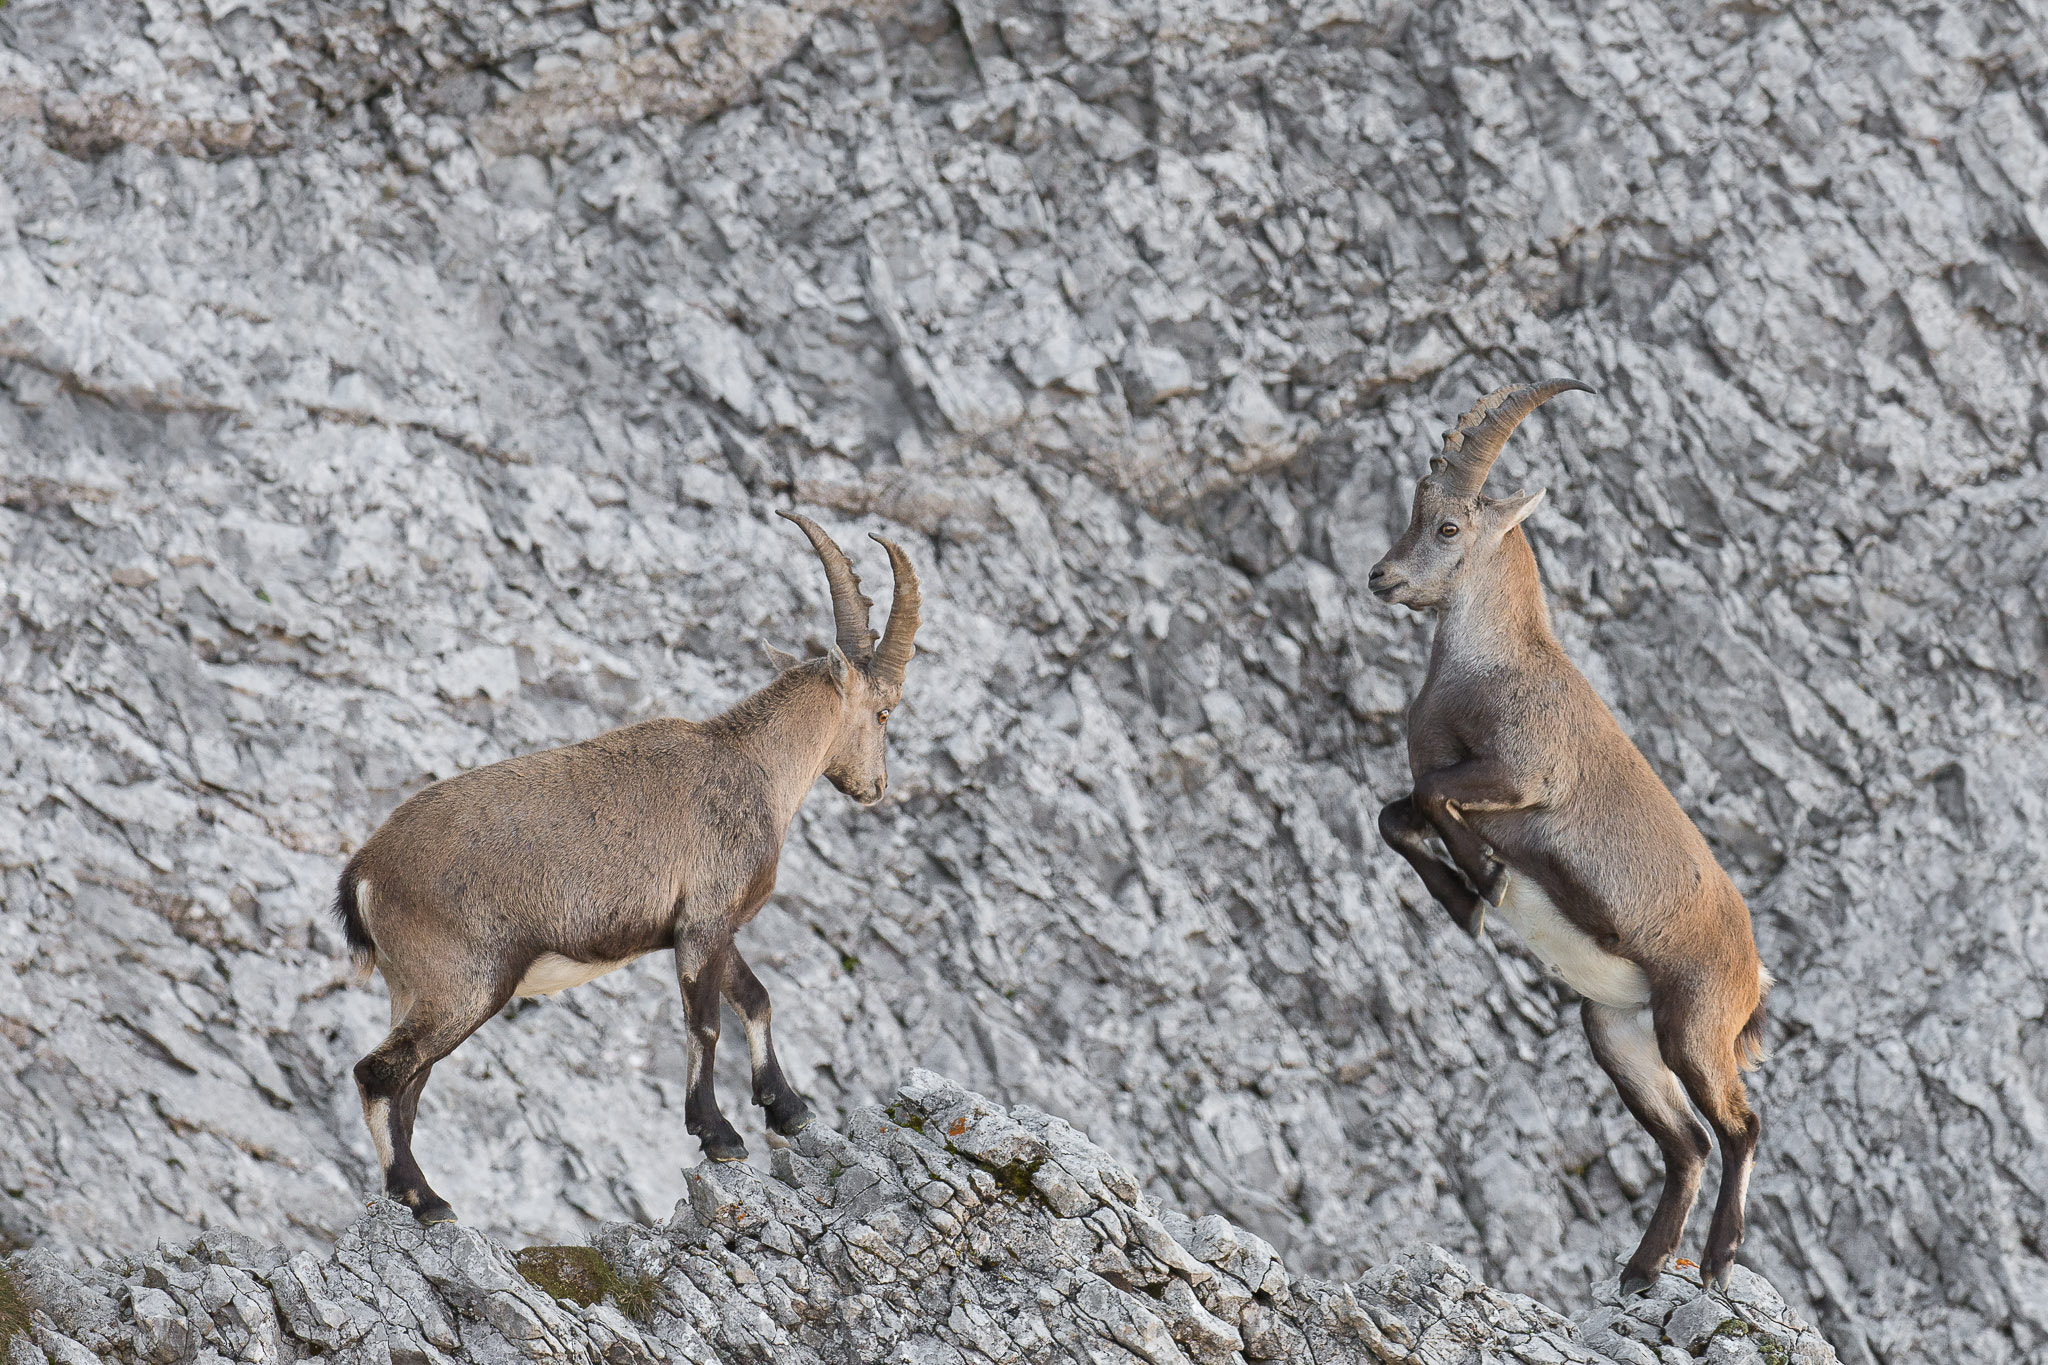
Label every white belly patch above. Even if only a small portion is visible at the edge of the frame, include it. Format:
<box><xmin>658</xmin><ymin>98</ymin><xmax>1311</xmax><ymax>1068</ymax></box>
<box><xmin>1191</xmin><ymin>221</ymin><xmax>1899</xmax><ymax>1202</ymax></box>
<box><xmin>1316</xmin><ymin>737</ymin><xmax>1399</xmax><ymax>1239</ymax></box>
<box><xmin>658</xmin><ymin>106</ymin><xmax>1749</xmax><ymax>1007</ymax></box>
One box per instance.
<box><xmin>1492</xmin><ymin>876</ymin><xmax>1651</xmax><ymax>1010</ymax></box>
<box><xmin>515</xmin><ymin>952</ymin><xmax>642</xmax><ymax>998</ymax></box>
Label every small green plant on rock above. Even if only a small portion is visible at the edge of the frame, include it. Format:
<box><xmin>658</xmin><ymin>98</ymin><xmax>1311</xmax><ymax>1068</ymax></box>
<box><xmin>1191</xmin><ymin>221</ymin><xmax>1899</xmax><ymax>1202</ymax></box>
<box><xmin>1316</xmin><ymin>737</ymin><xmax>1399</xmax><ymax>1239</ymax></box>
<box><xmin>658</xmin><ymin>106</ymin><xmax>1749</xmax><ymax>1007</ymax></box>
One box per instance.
<box><xmin>984</xmin><ymin>1153</ymin><xmax>1048</xmax><ymax>1205</ymax></box>
<box><xmin>1750</xmin><ymin>1329</ymin><xmax>1791</xmax><ymax>1365</ymax></box>
<box><xmin>513</xmin><ymin>1246</ymin><xmax>659</xmax><ymax>1323</ymax></box>
<box><xmin>0</xmin><ymin>1258</ymin><xmax>30</xmax><ymax>1351</ymax></box>
<box><xmin>885</xmin><ymin>1103</ymin><xmax>929</xmax><ymax>1135</ymax></box>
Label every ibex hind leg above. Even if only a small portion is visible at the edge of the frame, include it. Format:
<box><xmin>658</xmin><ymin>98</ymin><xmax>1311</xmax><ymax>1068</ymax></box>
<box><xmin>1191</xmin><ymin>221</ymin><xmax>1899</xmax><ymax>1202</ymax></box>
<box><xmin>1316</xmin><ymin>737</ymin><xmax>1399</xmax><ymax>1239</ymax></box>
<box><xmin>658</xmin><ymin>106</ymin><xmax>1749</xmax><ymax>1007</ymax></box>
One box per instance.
<box><xmin>354</xmin><ymin>984</ymin><xmax>505</xmax><ymax>1223</ymax></box>
<box><xmin>1656</xmin><ymin>994</ymin><xmax>1762</xmax><ymax>1289</ymax></box>
<box><xmin>723</xmin><ymin>949</ymin><xmax>814</xmax><ymax>1137</ymax></box>
<box><xmin>1582</xmin><ymin>1001</ymin><xmax>1713</xmax><ymax>1296</ymax></box>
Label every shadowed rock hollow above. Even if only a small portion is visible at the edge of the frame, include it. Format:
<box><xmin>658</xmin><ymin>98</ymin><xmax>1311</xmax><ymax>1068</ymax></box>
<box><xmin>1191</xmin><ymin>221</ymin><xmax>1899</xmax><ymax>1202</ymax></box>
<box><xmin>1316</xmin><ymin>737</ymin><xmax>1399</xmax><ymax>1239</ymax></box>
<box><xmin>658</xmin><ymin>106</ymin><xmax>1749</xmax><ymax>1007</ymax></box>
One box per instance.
<box><xmin>4</xmin><ymin>1073</ymin><xmax>1840</xmax><ymax>1365</ymax></box>
<box><xmin>1</xmin><ymin>2</ymin><xmax>2044</xmax><ymax>1364</ymax></box>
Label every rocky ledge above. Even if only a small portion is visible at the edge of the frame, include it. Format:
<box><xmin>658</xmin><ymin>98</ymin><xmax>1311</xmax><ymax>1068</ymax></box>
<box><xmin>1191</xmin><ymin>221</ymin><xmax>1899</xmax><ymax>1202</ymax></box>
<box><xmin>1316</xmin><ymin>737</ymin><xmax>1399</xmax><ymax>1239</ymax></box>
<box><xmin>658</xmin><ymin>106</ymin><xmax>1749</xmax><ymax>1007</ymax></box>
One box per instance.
<box><xmin>3</xmin><ymin>1072</ymin><xmax>1834</xmax><ymax>1365</ymax></box>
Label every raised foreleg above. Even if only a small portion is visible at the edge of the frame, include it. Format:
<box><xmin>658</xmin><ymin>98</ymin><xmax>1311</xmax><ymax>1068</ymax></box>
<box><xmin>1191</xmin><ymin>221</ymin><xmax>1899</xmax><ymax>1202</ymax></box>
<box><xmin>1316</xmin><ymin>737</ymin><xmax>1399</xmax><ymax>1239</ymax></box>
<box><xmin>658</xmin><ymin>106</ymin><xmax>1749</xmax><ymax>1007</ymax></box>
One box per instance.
<box><xmin>1378</xmin><ymin>795</ymin><xmax>1488</xmax><ymax>936</ymax></box>
<box><xmin>1412</xmin><ymin>757</ymin><xmax>1543</xmax><ymax>907</ymax></box>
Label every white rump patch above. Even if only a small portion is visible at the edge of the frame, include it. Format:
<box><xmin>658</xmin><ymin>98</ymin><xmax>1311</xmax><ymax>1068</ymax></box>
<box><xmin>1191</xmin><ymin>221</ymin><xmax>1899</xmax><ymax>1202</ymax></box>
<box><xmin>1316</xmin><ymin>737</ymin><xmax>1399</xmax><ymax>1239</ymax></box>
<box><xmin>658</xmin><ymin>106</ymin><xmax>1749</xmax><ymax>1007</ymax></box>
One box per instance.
<box><xmin>515</xmin><ymin>951</ymin><xmax>643</xmax><ymax>998</ymax></box>
<box><xmin>1493</xmin><ymin>875</ymin><xmax>1651</xmax><ymax>1010</ymax></box>
<box><xmin>349</xmin><ymin>879</ymin><xmax>378</xmax><ymax>983</ymax></box>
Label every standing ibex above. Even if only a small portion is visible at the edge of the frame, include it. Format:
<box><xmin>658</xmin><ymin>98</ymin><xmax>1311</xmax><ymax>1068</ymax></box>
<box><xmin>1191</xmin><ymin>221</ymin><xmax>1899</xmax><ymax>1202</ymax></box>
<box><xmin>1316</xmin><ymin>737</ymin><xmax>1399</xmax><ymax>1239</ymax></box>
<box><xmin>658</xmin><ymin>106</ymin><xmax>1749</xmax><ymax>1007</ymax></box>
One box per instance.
<box><xmin>1369</xmin><ymin>380</ymin><xmax>1770</xmax><ymax>1293</ymax></box>
<box><xmin>334</xmin><ymin>512</ymin><xmax>920</xmax><ymax>1223</ymax></box>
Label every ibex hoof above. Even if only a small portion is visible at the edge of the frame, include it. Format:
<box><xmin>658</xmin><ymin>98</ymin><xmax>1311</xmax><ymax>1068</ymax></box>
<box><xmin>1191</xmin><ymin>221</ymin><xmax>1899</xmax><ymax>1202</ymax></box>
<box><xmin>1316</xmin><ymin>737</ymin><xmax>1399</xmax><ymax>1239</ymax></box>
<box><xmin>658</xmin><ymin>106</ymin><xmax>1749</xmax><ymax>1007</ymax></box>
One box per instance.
<box><xmin>1618</xmin><ymin>1269</ymin><xmax>1657</xmax><ymax>1297</ymax></box>
<box><xmin>701</xmin><ymin>1135</ymin><xmax>748</xmax><ymax>1163</ymax></box>
<box><xmin>1444</xmin><ymin>897</ymin><xmax>1485</xmax><ymax>939</ymax></box>
<box><xmin>413</xmin><ymin>1202</ymin><xmax>458</xmax><ymax>1226</ymax></box>
<box><xmin>1480</xmin><ymin>866</ymin><xmax>1510</xmax><ymax>908</ymax></box>
<box><xmin>767</xmin><ymin>1103</ymin><xmax>815</xmax><ymax>1138</ymax></box>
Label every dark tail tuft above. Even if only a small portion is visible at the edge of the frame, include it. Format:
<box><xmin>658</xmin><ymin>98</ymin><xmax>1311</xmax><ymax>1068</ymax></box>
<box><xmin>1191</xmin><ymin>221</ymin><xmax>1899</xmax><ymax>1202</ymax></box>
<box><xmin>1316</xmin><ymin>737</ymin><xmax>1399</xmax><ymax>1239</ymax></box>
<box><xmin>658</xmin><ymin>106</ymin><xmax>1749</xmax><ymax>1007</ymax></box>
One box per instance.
<box><xmin>334</xmin><ymin>856</ymin><xmax>377</xmax><ymax>981</ymax></box>
<box><xmin>1736</xmin><ymin>967</ymin><xmax>1773</xmax><ymax>1071</ymax></box>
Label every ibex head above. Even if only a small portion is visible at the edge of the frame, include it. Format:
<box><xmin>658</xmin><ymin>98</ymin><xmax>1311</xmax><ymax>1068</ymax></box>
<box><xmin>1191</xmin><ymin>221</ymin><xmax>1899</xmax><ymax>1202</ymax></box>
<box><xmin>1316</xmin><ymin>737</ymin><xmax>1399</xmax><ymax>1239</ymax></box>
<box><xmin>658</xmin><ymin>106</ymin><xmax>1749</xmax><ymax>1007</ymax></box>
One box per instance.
<box><xmin>1368</xmin><ymin>378</ymin><xmax>1591</xmax><ymax>611</ymax></box>
<box><xmin>774</xmin><ymin>511</ymin><xmax>922</xmax><ymax>805</ymax></box>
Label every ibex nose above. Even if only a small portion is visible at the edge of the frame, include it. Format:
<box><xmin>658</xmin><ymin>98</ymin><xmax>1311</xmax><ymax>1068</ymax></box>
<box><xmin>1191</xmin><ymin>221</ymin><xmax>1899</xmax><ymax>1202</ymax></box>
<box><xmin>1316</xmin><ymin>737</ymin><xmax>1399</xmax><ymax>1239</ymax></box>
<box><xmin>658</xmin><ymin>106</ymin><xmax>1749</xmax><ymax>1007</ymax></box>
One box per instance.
<box><xmin>1368</xmin><ymin>563</ymin><xmax>1401</xmax><ymax>599</ymax></box>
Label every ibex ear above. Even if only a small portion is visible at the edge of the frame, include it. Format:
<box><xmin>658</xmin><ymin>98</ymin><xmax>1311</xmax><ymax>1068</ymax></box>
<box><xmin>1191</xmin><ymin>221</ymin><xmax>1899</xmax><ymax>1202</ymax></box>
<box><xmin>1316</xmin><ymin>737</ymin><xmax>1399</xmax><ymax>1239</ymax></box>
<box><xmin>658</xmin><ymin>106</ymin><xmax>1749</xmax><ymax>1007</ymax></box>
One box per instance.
<box><xmin>763</xmin><ymin>643</ymin><xmax>803</xmax><ymax>673</ymax></box>
<box><xmin>825</xmin><ymin>645</ymin><xmax>852</xmax><ymax>693</ymax></box>
<box><xmin>1494</xmin><ymin>488</ymin><xmax>1547</xmax><ymax>530</ymax></box>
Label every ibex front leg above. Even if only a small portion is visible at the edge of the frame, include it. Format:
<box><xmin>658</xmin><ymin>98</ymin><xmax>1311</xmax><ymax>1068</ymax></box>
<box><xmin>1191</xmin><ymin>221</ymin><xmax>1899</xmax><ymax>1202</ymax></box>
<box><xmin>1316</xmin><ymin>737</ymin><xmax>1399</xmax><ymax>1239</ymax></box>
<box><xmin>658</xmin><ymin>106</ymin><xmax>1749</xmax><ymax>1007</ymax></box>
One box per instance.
<box><xmin>722</xmin><ymin>948</ymin><xmax>814</xmax><ymax>1138</ymax></box>
<box><xmin>1413</xmin><ymin>757</ymin><xmax>1540</xmax><ymax>908</ymax></box>
<box><xmin>1378</xmin><ymin>796</ymin><xmax>1487</xmax><ymax>936</ymax></box>
<box><xmin>675</xmin><ymin>926</ymin><xmax>746</xmax><ymax>1163</ymax></box>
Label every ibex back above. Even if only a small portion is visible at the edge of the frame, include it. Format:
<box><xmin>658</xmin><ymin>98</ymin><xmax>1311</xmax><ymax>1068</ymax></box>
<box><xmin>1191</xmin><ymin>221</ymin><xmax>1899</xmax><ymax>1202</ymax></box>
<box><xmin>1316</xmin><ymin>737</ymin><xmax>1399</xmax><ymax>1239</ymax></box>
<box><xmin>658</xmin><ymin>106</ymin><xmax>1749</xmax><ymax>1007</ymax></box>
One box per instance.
<box><xmin>1369</xmin><ymin>380</ymin><xmax>1769</xmax><ymax>1294</ymax></box>
<box><xmin>335</xmin><ymin>512</ymin><xmax>920</xmax><ymax>1224</ymax></box>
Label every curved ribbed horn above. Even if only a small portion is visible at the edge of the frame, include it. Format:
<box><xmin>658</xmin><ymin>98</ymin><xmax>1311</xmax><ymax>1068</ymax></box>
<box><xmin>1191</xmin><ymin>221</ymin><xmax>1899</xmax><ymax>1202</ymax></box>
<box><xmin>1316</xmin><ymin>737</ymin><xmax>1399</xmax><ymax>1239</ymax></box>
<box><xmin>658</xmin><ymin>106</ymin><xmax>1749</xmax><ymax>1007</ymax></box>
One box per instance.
<box><xmin>868</xmin><ymin>534</ymin><xmax>921</xmax><ymax>690</ymax></box>
<box><xmin>1433</xmin><ymin>377</ymin><xmax>1593</xmax><ymax>496</ymax></box>
<box><xmin>778</xmin><ymin>511</ymin><xmax>873</xmax><ymax>663</ymax></box>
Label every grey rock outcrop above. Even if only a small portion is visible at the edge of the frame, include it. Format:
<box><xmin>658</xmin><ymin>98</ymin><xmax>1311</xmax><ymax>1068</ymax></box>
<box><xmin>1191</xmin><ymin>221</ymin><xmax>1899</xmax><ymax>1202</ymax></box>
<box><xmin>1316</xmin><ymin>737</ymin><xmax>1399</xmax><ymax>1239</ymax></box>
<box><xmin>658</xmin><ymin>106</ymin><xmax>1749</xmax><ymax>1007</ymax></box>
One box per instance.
<box><xmin>1</xmin><ymin>2</ymin><xmax>2044</xmax><ymax>1365</ymax></box>
<box><xmin>4</xmin><ymin>1073</ymin><xmax>1839</xmax><ymax>1365</ymax></box>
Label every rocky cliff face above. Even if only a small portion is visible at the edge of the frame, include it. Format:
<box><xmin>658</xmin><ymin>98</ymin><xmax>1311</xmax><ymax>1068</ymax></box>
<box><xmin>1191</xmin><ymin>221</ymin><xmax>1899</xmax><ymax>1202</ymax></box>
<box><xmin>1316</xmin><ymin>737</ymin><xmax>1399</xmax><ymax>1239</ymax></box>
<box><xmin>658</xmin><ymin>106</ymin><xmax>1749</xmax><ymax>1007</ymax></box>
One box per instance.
<box><xmin>4</xmin><ymin>1073</ymin><xmax>1841</xmax><ymax>1365</ymax></box>
<box><xmin>0</xmin><ymin>2</ymin><xmax>2043</xmax><ymax>1363</ymax></box>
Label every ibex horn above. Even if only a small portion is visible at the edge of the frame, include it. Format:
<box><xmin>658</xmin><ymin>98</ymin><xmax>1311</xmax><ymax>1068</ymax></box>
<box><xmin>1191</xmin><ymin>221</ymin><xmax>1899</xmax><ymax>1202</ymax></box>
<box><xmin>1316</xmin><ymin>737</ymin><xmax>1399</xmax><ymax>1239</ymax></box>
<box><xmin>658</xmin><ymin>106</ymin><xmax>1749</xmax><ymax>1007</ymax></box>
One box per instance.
<box><xmin>778</xmin><ymin>511</ymin><xmax>874</xmax><ymax>663</ymax></box>
<box><xmin>1430</xmin><ymin>378</ymin><xmax>1593</xmax><ymax>496</ymax></box>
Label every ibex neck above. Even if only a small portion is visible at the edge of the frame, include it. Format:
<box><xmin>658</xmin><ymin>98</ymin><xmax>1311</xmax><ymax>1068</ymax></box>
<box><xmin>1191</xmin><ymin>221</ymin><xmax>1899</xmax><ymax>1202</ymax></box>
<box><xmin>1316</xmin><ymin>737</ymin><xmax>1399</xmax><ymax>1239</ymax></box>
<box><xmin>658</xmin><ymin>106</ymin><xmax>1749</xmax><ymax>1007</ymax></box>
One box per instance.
<box><xmin>706</xmin><ymin>665</ymin><xmax>844</xmax><ymax>831</ymax></box>
<box><xmin>1434</xmin><ymin>528</ymin><xmax>1558</xmax><ymax>668</ymax></box>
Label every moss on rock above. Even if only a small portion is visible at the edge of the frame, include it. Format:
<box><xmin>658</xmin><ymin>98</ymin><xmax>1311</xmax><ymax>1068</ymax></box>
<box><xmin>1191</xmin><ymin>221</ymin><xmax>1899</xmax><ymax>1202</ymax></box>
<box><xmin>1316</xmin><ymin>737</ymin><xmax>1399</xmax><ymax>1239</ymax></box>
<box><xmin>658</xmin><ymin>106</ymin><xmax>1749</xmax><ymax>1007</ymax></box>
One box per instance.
<box><xmin>513</xmin><ymin>1245</ymin><xmax>657</xmax><ymax>1322</ymax></box>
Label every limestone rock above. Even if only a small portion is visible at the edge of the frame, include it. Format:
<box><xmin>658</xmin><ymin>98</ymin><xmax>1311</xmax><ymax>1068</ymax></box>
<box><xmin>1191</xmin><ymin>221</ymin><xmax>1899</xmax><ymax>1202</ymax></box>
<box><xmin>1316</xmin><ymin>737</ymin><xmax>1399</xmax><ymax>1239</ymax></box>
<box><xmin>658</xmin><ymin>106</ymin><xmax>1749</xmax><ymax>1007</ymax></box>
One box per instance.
<box><xmin>1</xmin><ymin>3</ymin><xmax>2044</xmax><ymax>1364</ymax></box>
<box><xmin>4</xmin><ymin>1075</ymin><xmax>1841</xmax><ymax>1365</ymax></box>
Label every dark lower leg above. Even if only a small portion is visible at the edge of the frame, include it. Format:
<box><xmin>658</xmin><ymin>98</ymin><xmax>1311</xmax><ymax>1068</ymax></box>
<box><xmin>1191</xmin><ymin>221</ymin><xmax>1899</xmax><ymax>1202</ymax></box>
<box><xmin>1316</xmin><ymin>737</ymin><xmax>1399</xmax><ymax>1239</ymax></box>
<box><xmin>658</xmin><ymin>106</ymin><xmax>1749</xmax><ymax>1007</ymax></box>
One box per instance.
<box><xmin>391</xmin><ymin>1064</ymin><xmax>454</xmax><ymax>1222</ymax></box>
<box><xmin>1379</xmin><ymin>797</ymin><xmax>1486</xmax><ymax>935</ymax></box>
<box><xmin>1411</xmin><ymin>761</ymin><xmax>1527</xmax><ymax>904</ymax></box>
<box><xmin>1429</xmin><ymin>809</ymin><xmax>1508</xmax><ymax>905</ymax></box>
<box><xmin>1692</xmin><ymin>1093</ymin><xmax>1759</xmax><ymax>1286</ymax></box>
<box><xmin>1584</xmin><ymin>1003</ymin><xmax>1711</xmax><ymax>1295</ymax></box>
<box><xmin>679</xmin><ymin>940</ymin><xmax>745</xmax><ymax>1161</ymax></box>
<box><xmin>1663</xmin><ymin>1024</ymin><xmax>1761</xmax><ymax>1287</ymax></box>
<box><xmin>355</xmin><ymin>994</ymin><xmax>501</xmax><ymax>1224</ymax></box>
<box><xmin>723</xmin><ymin>952</ymin><xmax>812</xmax><ymax>1136</ymax></box>
<box><xmin>356</xmin><ymin>1036</ymin><xmax>442</xmax><ymax>1217</ymax></box>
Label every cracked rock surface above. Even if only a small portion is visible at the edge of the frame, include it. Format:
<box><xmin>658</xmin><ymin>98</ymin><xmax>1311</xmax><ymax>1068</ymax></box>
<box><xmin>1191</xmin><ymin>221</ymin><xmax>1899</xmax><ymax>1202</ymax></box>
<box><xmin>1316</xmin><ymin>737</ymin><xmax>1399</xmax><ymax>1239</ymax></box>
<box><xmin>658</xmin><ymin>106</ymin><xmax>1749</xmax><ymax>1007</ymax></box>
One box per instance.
<box><xmin>0</xmin><ymin>2</ymin><xmax>2044</xmax><ymax>1365</ymax></box>
<box><xmin>5</xmin><ymin>1072</ymin><xmax>1841</xmax><ymax>1365</ymax></box>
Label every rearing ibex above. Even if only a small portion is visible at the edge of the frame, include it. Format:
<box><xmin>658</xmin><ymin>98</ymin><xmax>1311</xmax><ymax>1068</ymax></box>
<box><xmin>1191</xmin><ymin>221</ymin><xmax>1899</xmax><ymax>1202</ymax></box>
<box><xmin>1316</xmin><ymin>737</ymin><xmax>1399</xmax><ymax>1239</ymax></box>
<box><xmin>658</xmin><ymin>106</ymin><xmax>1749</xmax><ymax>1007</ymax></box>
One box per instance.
<box><xmin>1369</xmin><ymin>380</ymin><xmax>1770</xmax><ymax>1293</ymax></box>
<box><xmin>334</xmin><ymin>511</ymin><xmax>920</xmax><ymax>1223</ymax></box>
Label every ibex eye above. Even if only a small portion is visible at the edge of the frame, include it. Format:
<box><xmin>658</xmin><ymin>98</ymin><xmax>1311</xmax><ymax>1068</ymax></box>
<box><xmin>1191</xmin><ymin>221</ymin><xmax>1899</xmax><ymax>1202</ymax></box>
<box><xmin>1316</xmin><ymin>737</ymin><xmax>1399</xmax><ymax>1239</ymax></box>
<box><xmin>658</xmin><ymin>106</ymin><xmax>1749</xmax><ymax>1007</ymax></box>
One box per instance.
<box><xmin>1438</xmin><ymin>522</ymin><xmax>1460</xmax><ymax>538</ymax></box>
<box><xmin>877</xmin><ymin>710</ymin><xmax>890</xmax><ymax>723</ymax></box>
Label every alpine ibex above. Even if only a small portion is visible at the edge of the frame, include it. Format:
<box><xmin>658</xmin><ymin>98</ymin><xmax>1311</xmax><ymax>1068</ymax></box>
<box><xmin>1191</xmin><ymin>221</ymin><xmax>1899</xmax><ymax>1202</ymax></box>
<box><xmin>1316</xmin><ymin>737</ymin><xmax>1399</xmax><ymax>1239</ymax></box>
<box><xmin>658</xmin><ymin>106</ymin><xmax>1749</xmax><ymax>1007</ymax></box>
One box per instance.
<box><xmin>1369</xmin><ymin>380</ymin><xmax>1770</xmax><ymax>1293</ymax></box>
<box><xmin>334</xmin><ymin>511</ymin><xmax>920</xmax><ymax>1223</ymax></box>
